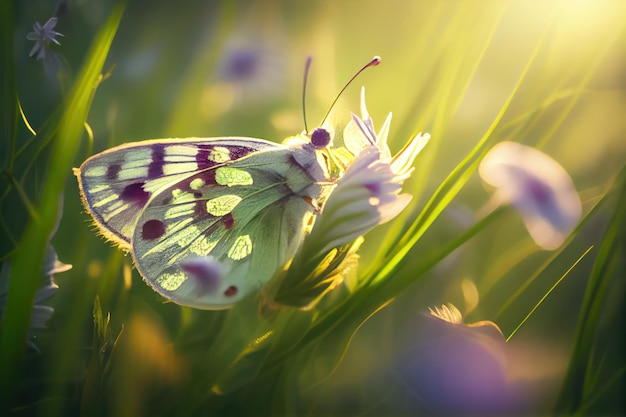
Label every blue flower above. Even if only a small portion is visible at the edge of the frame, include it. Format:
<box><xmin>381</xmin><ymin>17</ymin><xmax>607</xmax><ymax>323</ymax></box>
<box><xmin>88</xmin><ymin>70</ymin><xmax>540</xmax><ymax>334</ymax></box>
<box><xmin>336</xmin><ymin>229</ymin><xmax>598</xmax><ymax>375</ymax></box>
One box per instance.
<box><xmin>0</xmin><ymin>245</ymin><xmax>70</xmax><ymax>351</ymax></box>
<box><xmin>479</xmin><ymin>141</ymin><xmax>582</xmax><ymax>250</ymax></box>
<box><xmin>26</xmin><ymin>17</ymin><xmax>64</xmax><ymax>61</ymax></box>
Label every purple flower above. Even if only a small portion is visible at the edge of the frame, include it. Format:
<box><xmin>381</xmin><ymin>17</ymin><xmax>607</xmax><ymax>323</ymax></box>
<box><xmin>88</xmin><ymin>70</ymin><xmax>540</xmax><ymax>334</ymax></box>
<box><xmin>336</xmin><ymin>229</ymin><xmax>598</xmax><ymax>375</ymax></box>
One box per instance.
<box><xmin>26</xmin><ymin>17</ymin><xmax>64</xmax><ymax>61</ymax></box>
<box><xmin>397</xmin><ymin>304</ymin><xmax>524</xmax><ymax>415</ymax></box>
<box><xmin>204</xmin><ymin>33</ymin><xmax>286</xmax><ymax>115</ymax></box>
<box><xmin>0</xmin><ymin>245</ymin><xmax>70</xmax><ymax>351</ymax></box>
<box><xmin>219</xmin><ymin>48</ymin><xmax>264</xmax><ymax>82</ymax></box>
<box><xmin>479</xmin><ymin>141</ymin><xmax>582</xmax><ymax>250</ymax></box>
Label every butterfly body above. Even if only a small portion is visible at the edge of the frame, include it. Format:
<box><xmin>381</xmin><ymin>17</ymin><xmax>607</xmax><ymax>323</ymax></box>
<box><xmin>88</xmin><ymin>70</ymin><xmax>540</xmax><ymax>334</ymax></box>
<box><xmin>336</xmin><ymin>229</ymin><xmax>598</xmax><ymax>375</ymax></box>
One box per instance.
<box><xmin>76</xmin><ymin>133</ymin><xmax>339</xmax><ymax>309</ymax></box>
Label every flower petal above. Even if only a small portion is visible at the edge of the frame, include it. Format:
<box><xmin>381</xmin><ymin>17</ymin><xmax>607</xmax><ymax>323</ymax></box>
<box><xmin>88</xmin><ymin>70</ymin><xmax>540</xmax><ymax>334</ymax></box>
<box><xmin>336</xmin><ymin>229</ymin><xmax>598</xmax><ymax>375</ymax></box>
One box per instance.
<box><xmin>376</xmin><ymin>112</ymin><xmax>392</xmax><ymax>158</ymax></box>
<box><xmin>397</xmin><ymin>305</ymin><xmax>519</xmax><ymax>414</ymax></box>
<box><xmin>391</xmin><ymin>132</ymin><xmax>430</xmax><ymax>177</ymax></box>
<box><xmin>29</xmin><ymin>43</ymin><xmax>41</xmax><ymax>58</ymax></box>
<box><xmin>479</xmin><ymin>141</ymin><xmax>582</xmax><ymax>250</ymax></box>
<box><xmin>377</xmin><ymin>193</ymin><xmax>413</xmax><ymax>224</ymax></box>
<box><xmin>42</xmin><ymin>17</ymin><xmax>58</xmax><ymax>32</ymax></box>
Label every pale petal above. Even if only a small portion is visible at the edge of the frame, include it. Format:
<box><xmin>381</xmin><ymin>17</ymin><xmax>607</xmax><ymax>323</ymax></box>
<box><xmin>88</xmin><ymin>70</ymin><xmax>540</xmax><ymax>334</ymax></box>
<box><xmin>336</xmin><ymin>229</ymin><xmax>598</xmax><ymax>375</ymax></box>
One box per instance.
<box><xmin>343</xmin><ymin>117</ymin><xmax>374</xmax><ymax>155</ymax></box>
<box><xmin>29</xmin><ymin>43</ymin><xmax>41</xmax><ymax>57</ymax></box>
<box><xmin>34</xmin><ymin>283</ymin><xmax>59</xmax><ymax>303</ymax></box>
<box><xmin>50</xmin><ymin>35</ymin><xmax>63</xmax><ymax>46</ymax></box>
<box><xmin>391</xmin><ymin>132</ymin><xmax>430</xmax><ymax>176</ymax></box>
<box><xmin>378</xmin><ymin>193</ymin><xmax>412</xmax><ymax>224</ymax></box>
<box><xmin>30</xmin><ymin>306</ymin><xmax>55</xmax><ymax>329</ymax></box>
<box><xmin>479</xmin><ymin>141</ymin><xmax>582</xmax><ymax>250</ymax></box>
<box><xmin>42</xmin><ymin>17</ymin><xmax>58</xmax><ymax>31</ymax></box>
<box><xmin>376</xmin><ymin>112</ymin><xmax>392</xmax><ymax>158</ymax></box>
<box><xmin>359</xmin><ymin>86</ymin><xmax>370</xmax><ymax>121</ymax></box>
<box><xmin>429</xmin><ymin>303</ymin><xmax>463</xmax><ymax>324</ymax></box>
<box><xmin>351</xmin><ymin>113</ymin><xmax>377</xmax><ymax>146</ymax></box>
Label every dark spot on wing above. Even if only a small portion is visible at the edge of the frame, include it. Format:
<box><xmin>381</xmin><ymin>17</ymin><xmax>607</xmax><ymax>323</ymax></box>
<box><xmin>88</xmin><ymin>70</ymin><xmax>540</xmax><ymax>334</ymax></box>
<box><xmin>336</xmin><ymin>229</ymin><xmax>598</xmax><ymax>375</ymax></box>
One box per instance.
<box><xmin>198</xmin><ymin>170</ymin><xmax>217</xmax><ymax>185</ymax></box>
<box><xmin>121</xmin><ymin>182</ymin><xmax>150</xmax><ymax>205</ymax></box>
<box><xmin>194</xmin><ymin>200</ymin><xmax>205</xmax><ymax>216</ymax></box>
<box><xmin>181</xmin><ymin>260</ymin><xmax>221</xmax><ymax>293</ymax></box>
<box><xmin>141</xmin><ymin>219</ymin><xmax>166</xmax><ymax>240</ymax></box>
<box><xmin>196</xmin><ymin>144</ymin><xmax>259</xmax><ymax>170</ymax></box>
<box><xmin>230</xmin><ymin>146</ymin><xmax>258</xmax><ymax>160</ymax></box>
<box><xmin>196</xmin><ymin>145</ymin><xmax>214</xmax><ymax>170</ymax></box>
<box><xmin>147</xmin><ymin>144</ymin><xmax>165</xmax><ymax>179</ymax></box>
<box><xmin>224</xmin><ymin>285</ymin><xmax>238</xmax><ymax>297</ymax></box>
<box><xmin>223</xmin><ymin>213</ymin><xmax>235</xmax><ymax>229</ymax></box>
<box><xmin>106</xmin><ymin>164</ymin><xmax>121</xmax><ymax>180</ymax></box>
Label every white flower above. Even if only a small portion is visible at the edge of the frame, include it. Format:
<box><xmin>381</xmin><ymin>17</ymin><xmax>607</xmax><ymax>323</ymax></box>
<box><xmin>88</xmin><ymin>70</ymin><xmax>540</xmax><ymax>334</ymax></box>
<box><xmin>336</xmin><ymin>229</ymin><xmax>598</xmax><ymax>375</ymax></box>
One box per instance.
<box><xmin>26</xmin><ymin>17</ymin><xmax>64</xmax><ymax>61</ymax></box>
<box><xmin>272</xmin><ymin>89</ymin><xmax>429</xmax><ymax>307</ymax></box>
<box><xmin>308</xmin><ymin>88</ymin><xmax>430</xmax><ymax>257</ymax></box>
<box><xmin>479</xmin><ymin>141</ymin><xmax>582</xmax><ymax>250</ymax></box>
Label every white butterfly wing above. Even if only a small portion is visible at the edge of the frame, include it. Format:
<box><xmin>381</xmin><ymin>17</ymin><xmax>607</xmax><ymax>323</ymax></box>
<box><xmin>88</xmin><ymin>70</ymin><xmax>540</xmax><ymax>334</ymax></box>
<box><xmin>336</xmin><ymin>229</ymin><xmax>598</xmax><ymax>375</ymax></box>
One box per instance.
<box><xmin>130</xmin><ymin>149</ymin><xmax>323</xmax><ymax>309</ymax></box>
<box><xmin>75</xmin><ymin>137</ymin><xmax>279</xmax><ymax>248</ymax></box>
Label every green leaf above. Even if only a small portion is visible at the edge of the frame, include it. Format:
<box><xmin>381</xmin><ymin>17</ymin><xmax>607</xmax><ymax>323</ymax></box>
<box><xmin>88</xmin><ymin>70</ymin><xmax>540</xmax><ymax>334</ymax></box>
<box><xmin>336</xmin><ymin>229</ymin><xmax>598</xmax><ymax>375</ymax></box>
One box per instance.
<box><xmin>0</xmin><ymin>1</ymin><xmax>17</xmax><ymax>173</ymax></box>
<box><xmin>555</xmin><ymin>166</ymin><xmax>626</xmax><ymax>414</ymax></box>
<box><xmin>0</xmin><ymin>3</ymin><xmax>125</xmax><ymax>408</ymax></box>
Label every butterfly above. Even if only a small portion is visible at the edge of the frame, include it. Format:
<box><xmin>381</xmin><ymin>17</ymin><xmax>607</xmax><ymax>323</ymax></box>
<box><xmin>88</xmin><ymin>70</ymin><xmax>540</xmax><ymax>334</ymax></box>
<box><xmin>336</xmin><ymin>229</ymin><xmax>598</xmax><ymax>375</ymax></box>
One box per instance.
<box><xmin>75</xmin><ymin>57</ymin><xmax>385</xmax><ymax>310</ymax></box>
<box><xmin>75</xmin><ymin>127</ymin><xmax>362</xmax><ymax>309</ymax></box>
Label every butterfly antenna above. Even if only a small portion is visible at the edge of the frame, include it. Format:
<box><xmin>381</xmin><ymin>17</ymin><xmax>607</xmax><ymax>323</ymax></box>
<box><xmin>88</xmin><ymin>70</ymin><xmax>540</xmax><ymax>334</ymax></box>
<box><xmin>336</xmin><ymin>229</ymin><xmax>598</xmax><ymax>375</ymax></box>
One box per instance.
<box><xmin>302</xmin><ymin>55</ymin><xmax>314</xmax><ymax>134</ymax></box>
<box><xmin>318</xmin><ymin>56</ymin><xmax>381</xmax><ymax>127</ymax></box>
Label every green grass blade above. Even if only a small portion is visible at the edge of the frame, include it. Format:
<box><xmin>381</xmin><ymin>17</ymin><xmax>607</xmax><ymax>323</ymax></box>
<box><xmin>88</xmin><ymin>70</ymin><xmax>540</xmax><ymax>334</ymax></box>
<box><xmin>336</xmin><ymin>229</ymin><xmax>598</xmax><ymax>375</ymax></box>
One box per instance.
<box><xmin>165</xmin><ymin>1</ymin><xmax>237</xmax><ymax>136</ymax></box>
<box><xmin>0</xmin><ymin>0</ymin><xmax>17</xmax><ymax>174</ymax></box>
<box><xmin>494</xmin><ymin>185</ymin><xmax>610</xmax><ymax>320</ymax></box>
<box><xmin>378</xmin><ymin>14</ymin><xmax>554</xmax><ymax>267</ymax></box>
<box><xmin>555</xmin><ymin>165</ymin><xmax>626</xmax><ymax>414</ymax></box>
<box><xmin>0</xmin><ymin>3</ymin><xmax>125</xmax><ymax>409</ymax></box>
<box><xmin>252</xmin><ymin>20</ymin><xmax>560</xmax><ymax>371</ymax></box>
<box><xmin>506</xmin><ymin>245</ymin><xmax>594</xmax><ymax>342</ymax></box>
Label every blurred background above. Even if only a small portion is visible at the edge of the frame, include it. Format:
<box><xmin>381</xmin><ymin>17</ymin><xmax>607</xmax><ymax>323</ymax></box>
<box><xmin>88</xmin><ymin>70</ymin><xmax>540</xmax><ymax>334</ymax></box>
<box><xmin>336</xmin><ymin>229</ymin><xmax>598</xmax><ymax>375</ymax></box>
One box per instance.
<box><xmin>4</xmin><ymin>0</ymin><xmax>626</xmax><ymax>415</ymax></box>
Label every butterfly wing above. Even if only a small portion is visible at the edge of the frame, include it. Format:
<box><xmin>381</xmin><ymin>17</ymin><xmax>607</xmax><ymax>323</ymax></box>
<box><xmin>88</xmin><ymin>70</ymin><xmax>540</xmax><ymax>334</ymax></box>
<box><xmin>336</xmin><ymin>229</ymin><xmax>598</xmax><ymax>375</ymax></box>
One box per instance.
<box><xmin>130</xmin><ymin>149</ymin><xmax>323</xmax><ymax>309</ymax></box>
<box><xmin>75</xmin><ymin>137</ymin><xmax>278</xmax><ymax>249</ymax></box>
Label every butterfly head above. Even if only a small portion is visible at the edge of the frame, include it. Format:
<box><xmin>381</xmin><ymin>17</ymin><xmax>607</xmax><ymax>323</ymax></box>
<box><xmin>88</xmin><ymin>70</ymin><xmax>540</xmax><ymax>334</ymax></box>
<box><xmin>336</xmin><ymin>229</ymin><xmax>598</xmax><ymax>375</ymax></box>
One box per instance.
<box><xmin>299</xmin><ymin>124</ymin><xmax>355</xmax><ymax>183</ymax></box>
<box><xmin>309</xmin><ymin>127</ymin><xmax>332</xmax><ymax>149</ymax></box>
